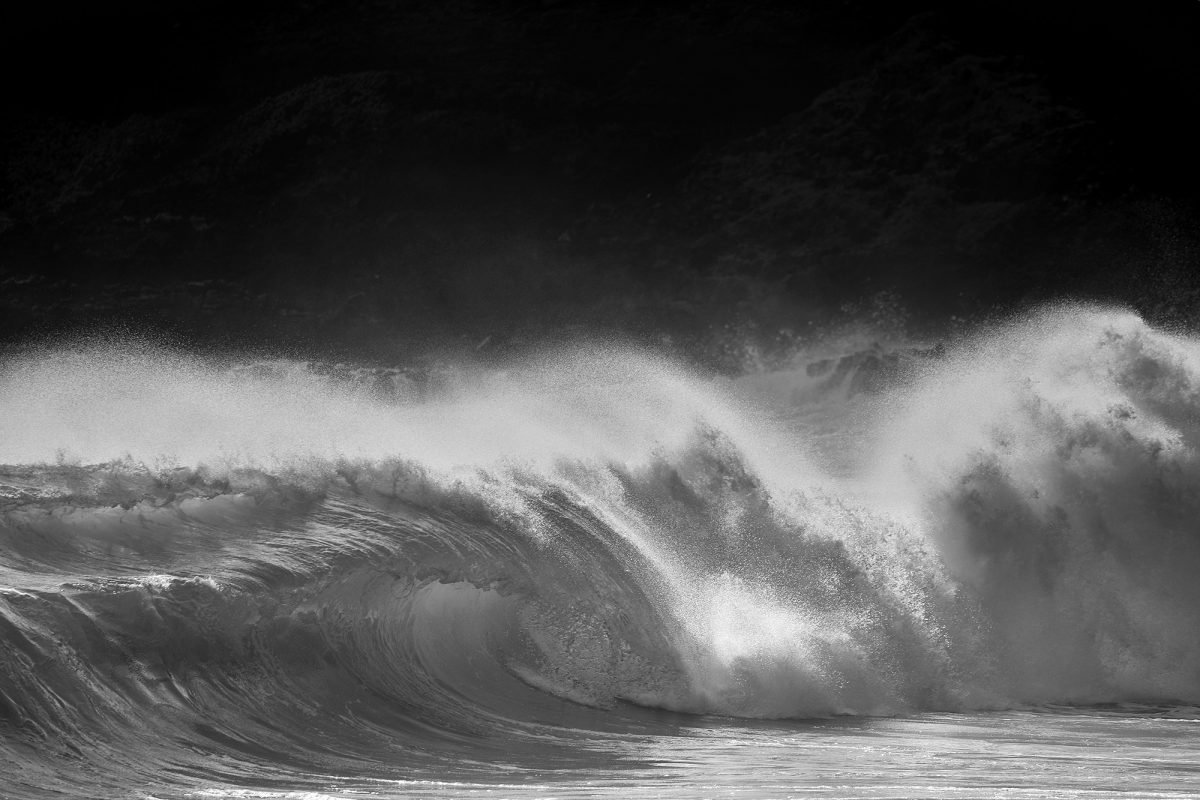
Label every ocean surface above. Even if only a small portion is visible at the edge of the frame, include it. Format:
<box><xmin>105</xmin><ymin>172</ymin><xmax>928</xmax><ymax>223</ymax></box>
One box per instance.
<box><xmin>3</xmin><ymin>305</ymin><xmax>1200</xmax><ymax>799</ymax></box>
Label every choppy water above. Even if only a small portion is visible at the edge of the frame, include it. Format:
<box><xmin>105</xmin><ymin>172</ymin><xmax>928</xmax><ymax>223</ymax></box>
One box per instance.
<box><xmin>3</xmin><ymin>305</ymin><xmax>1200</xmax><ymax>798</ymax></box>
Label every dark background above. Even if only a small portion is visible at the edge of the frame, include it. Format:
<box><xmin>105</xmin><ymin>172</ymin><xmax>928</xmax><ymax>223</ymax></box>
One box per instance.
<box><xmin>2</xmin><ymin>1</ymin><xmax>1197</xmax><ymax>366</ymax></box>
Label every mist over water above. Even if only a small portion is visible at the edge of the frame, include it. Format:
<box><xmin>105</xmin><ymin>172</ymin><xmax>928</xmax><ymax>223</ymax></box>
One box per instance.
<box><xmin>3</xmin><ymin>304</ymin><xmax>1200</xmax><ymax>797</ymax></box>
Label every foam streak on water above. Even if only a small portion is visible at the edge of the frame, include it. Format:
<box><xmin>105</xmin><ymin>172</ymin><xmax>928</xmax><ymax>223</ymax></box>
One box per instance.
<box><xmin>2</xmin><ymin>304</ymin><xmax>1200</xmax><ymax>797</ymax></box>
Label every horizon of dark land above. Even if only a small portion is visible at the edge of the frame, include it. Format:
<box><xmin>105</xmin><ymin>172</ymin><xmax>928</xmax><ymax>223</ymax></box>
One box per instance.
<box><xmin>2</xmin><ymin>1</ymin><xmax>1197</xmax><ymax>367</ymax></box>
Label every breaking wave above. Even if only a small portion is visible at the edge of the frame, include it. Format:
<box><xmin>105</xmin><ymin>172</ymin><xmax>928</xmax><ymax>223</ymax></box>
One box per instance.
<box><xmin>3</xmin><ymin>304</ymin><xmax>1200</xmax><ymax>795</ymax></box>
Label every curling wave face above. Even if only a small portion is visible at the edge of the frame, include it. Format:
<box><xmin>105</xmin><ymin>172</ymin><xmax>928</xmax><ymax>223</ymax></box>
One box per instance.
<box><xmin>2</xmin><ymin>304</ymin><xmax>1200</xmax><ymax>795</ymax></box>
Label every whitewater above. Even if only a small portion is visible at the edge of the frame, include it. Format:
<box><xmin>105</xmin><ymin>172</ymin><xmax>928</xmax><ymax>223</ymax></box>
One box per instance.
<box><xmin>2</xmin><ymin>304</ymin><xmax>1200</xmax><ymax>798</ymax></box>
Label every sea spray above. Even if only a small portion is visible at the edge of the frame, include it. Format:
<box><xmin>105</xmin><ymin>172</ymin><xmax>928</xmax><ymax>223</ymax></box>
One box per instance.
<box><xmin>872</xmin><ymin>306</ymin><xmax>1200</xmax><ymax>704</ymax></box>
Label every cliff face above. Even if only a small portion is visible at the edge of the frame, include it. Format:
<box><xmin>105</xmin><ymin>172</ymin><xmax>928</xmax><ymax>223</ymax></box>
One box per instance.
<box><xmin>1</xmin><ymin>2</ymin><xmax>1197</xmax><ymax>362</ymax></box>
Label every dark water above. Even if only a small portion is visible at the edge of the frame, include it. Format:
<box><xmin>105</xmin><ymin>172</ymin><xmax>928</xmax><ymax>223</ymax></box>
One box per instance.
<box><xmin>3</xmin><ymin>305</ymin><xmax>1200</xmax><ymax>798</ymax></box>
